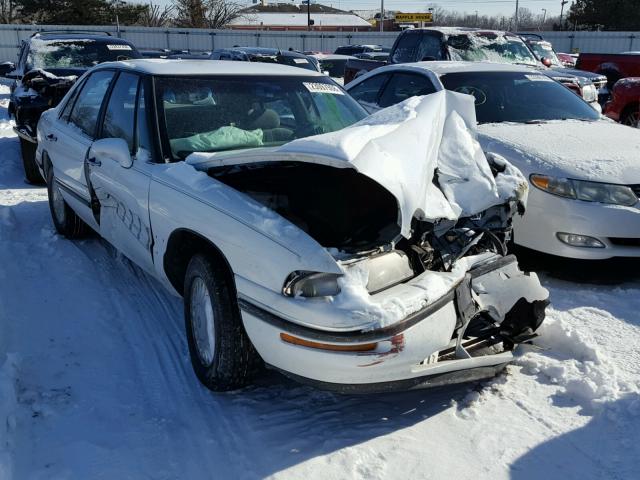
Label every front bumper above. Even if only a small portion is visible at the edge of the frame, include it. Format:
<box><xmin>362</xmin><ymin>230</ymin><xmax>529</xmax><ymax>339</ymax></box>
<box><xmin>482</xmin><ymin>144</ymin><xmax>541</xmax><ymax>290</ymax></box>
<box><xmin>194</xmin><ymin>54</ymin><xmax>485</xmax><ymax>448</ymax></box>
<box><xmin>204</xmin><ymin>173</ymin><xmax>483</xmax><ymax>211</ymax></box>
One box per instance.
<box><xmin>240</xmin><ymin>255</ymin><xmax>548</xmax><ymax>392</ymax></box>
<box><xmin>514</xmin><ymin>187</ymin><xmax>640</xmax><ymax>259</ymax></box>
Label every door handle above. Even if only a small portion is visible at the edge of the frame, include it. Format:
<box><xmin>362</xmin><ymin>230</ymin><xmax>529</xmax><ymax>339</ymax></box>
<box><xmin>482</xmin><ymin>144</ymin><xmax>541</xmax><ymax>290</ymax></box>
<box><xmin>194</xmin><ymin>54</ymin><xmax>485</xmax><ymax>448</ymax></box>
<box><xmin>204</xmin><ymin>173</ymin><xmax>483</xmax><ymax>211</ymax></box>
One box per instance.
<box><xmin>87</xmin><ymin>157</ymin><xmax>101</xmax><ymax>167</ymax></box>
<box><xmin>46</xmin><ymin>133</ymin><xmax>57</xmax><ymax>142</ymax></box>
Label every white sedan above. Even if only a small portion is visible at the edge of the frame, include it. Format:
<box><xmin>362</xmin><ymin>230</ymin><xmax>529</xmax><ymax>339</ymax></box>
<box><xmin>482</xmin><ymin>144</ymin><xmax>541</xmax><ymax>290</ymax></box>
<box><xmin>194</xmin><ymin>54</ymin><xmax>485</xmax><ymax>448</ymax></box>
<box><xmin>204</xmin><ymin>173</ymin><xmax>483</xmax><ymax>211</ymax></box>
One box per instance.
<box><xmin>346</xmin><ymin>62</ymin><xmax>640</xmax><ymax>260</ymax></box>
<box><xmin>36</xmin><ymin>59</ymin><xmax>548</xmax><ymax>392</ymax></box>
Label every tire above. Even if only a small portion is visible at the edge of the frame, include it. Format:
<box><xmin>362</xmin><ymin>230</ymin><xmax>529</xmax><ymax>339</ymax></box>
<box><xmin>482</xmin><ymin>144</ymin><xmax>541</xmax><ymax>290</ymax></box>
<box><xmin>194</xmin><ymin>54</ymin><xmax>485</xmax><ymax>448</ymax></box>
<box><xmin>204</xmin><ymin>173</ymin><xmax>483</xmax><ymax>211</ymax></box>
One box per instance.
<box><xmin>621</xmin><ymin>104</ymin><xmax>639</xmax><ymax>128</ymax></box>
<box><xmin>20</xmin><ymin>137</ymin><xmax>44</xmax><ymax>184</ymax></box>
<box><xmin>184</xmin><ymin>253</ymin><xmax>260</xmax><ymax>391</ymax></box>
<box><xmin>46</xmin><ymin>165</ymin><xmax>89</xmax><ymax>238</ymax></box>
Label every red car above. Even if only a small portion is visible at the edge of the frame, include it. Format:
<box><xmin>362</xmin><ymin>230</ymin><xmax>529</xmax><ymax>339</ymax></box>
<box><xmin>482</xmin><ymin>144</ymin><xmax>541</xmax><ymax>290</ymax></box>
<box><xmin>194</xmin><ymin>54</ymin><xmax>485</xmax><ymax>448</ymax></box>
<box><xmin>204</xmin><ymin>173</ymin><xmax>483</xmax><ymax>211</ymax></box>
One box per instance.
<box><xmin>577</xmin><ymin>52</ymin><xmax>640</xmax><ymax>86</ymax></box>
<box><xmin>604</xmin><ymin>77</ymin><xmax>640</xmax><ymax>127</ymax></box>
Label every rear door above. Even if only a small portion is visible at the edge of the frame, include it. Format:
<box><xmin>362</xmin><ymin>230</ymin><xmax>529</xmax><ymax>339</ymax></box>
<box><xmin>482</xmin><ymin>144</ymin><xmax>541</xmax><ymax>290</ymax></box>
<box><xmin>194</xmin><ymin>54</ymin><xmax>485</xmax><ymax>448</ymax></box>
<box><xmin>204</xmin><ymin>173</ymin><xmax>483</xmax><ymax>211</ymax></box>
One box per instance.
<box><xmin>347</xmin><ymin>72</ymin><xmax>393</xmax><ymax>113</ymax></box>
<box><xmin>377</xmin><ymin>72</ymin><xmax>438</xmax><ymax>108</ymax></box>
<box><xmin>86</xmin><ymin>72</ymin><xmax>155</xmax><ymax>273</ymax></box>
<box><xmin>45</xmin><ymin>70</ymin><xmax>115</xmax><ymax>222</ymax></box>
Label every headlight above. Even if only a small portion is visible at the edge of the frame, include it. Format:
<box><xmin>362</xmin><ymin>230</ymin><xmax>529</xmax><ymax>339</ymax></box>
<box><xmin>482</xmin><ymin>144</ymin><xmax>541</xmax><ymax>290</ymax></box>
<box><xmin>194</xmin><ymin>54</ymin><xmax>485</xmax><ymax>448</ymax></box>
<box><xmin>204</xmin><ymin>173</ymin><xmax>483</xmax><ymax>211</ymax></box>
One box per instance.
<box><xmin>581</xmin><ymin>83</ymin><xmax>597</xmax><ymax>103</ymax></box>
<box><xmin>283</xmin><ymin>271</ymin><xmax>341</xmax><ymax>298</ymax></box>
<box><xmin>531</xmin><ymin>174</ymin><xmax>638</xmax><ymax>206</ymax></box>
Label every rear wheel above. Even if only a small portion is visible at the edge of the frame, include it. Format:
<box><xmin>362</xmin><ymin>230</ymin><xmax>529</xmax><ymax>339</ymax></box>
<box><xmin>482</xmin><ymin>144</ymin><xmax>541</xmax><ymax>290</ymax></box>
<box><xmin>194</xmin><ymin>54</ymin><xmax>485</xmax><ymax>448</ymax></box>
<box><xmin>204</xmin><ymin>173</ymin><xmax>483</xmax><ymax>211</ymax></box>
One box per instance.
<box><xmin>20</xmin><ymin>137</ymin><xmax>44</xmax><ymax>184</ymax></box>
<box><xmin>46</xmin><ymin>165</ymin><xmax>89</xmax><ymax>238</ymax></box>
<box><xmin>184</xmin><ymin>254</ymin><xmax>260</xmax><ymax>391</ymax></box>
<box><xmin>621</xmin><ymin>104</ymin><xmax>639</xmax><ymax>128</ymax></box>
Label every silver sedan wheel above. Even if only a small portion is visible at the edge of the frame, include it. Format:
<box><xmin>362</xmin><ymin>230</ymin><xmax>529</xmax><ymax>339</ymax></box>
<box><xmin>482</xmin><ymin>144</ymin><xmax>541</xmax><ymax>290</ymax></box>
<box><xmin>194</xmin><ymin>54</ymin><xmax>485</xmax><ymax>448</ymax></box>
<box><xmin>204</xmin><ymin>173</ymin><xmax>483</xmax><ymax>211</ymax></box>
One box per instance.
<box><xmin>190</xmin><ymin>276</ymin><xmax>216</xmax><ymax>367</ymax></box>
<box><xmin>51</xmin><ymin>180</ymin><xmax>66</xmax><ymax>223</ymax></box>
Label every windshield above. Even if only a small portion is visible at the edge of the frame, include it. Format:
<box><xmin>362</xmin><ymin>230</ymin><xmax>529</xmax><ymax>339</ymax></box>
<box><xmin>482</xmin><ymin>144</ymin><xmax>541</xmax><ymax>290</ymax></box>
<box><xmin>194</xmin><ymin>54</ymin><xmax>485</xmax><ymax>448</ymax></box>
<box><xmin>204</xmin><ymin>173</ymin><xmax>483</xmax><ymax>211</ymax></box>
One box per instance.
<box><xmin>440</xmin><ymin>71</ymin><xmax>600</xmax><ymax>124</ymax></box>
<box><xmin>528</xmin><ymin>41</ymin><xmax>562</xmax><ymax>66</ymax></box>
<box><xmin>157</xmin><ymin>75</ymin><xmax>367</xmax><ymax>159</ymax></box>
<box><xmin>448</xmin><ymin>34</ymin><xmax>538</xmax><ymax>67</ymax></box>
<box><xmin>319</xmin><ymin>59</ymin><xmax>348</xmax><ymax>77</ymax></box>
<box><xmin>28</xmin><ymin>38</ymin><xmax>138</xmax><ymax>70</ymax></box>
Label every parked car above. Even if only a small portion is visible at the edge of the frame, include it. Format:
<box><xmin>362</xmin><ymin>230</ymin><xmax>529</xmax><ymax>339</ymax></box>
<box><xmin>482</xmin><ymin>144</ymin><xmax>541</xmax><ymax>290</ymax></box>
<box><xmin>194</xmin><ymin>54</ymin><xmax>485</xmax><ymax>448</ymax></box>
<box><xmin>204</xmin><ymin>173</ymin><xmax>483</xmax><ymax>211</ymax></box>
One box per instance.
<box><xmin>4</xmin><ymin>30</ymin><xmax>141</xmax><ymax>183</ymax></box>
<box><xmin>604</xmin><ymin>77</ymin><xmax>640</xmax><ymax>127</ymax></box>
<box><xmin>519</xmin><ymin>33</ymin><xmax>608</xmax><ymax>104</ymax></box>
<box><xmin>556</xmin><ymin>52</ymin><xmax>577</xmax><ymax>68</ymax></box>
<box><xmin>576</xmin><ymin>52</ymin><xmax>640</xmax><ymax>87</ymax></box>
<box><xmin>309</xmin><ymin>53</ymin><xmax>355</xmax><ymax>84</ymax></box>
<box><xmin>354</xmin><ymin>52</ymin><xmax>390</xmax><ymax>62</ymax></box>
<box><xmin>334</xmin><ymin>44</ymin><xmax>388</xmax><ymax>56</ymax></box>
<box><xmin>344</xmin><ymin>28</ymin><xmax>601</xmax><ymax>111</ymax></box>
<box><xmin>347</xmin><ymin>61</ymin><xmax>640</xmax><ymax>260</ymax></box>
<box><xmin>35</xmin><ymin>59</ymin><xmax>548</xmax><ymax>392</ymax></box>
<box><xmin>209</xmin><ymin>47</ymin><xmax>320</xmax><ymax>72</ymax></box>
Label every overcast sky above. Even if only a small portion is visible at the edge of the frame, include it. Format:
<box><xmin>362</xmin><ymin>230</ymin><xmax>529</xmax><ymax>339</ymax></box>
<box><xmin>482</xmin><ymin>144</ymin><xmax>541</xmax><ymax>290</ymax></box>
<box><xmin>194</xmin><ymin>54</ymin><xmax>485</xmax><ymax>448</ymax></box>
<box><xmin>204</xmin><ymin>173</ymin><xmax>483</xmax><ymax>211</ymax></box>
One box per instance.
<box><xmin>223</xmin><ymin>1</ymin><xmax>570</xmax><ymax>18</ymax></box>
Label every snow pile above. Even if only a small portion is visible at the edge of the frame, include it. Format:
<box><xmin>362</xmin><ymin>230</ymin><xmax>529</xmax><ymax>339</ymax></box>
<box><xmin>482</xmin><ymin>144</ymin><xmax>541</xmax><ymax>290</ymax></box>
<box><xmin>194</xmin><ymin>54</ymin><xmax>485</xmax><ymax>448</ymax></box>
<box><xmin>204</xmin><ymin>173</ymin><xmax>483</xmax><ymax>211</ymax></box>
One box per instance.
<box><xmin>280</xmin><ymin>90</ymin><xmax>527</xmax><ymax>238</ymax></box>
<box><xmin>0</xmin><ymin>354</ymin><xmax>19</xmax><ymax>480</ymax></box>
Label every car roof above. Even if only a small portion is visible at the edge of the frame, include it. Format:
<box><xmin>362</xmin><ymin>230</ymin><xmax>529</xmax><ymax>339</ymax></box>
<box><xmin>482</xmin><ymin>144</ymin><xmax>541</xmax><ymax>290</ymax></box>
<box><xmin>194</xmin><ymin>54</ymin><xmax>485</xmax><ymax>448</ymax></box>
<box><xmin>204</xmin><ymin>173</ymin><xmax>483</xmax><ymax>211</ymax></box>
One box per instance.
<box><xmin>94</xmin><ymin>58</ymin><xmax>325</xmax><ymax>76</ymax></box>
<box><xmin>311</xmin><ymin>53</ymin><xmax>355</xmax><ymax>60</ymax></box>
<box><xmin>30</xmin><ymin>33</ymin><xmax>132</xmax><ymax>44</ymax></box>
<box><xmin>403</xmin><ymin>27</ymin><xmax>518</xmax><ymax>38</ymax></box>
<box><xmin>360</xmin><ymin>61</ymin><xmax>534</xmax><ymax>77</ymax></box>
<box><xmin>218</xmin><ymin>47</ymin><xmax>308</xmax><ymax>57</ymax></box>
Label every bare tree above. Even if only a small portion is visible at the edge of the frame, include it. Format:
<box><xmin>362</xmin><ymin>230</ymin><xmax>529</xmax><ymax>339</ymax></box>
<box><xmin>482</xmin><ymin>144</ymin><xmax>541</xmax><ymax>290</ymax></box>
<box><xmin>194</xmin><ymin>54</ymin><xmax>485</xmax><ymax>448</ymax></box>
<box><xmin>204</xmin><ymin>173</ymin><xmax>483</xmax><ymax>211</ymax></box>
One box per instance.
<box><xmin>173</xmin><ymin>0</ymin><xmax>242</xmax><ymax>29</ymax></box>
<box><xmin>140</xmin><ymin>1</ymin><xmax>174</xmax><ymax>27</ymax></box>
<box><xmin>0</xmin><ymin>0</ymin><xmax>18</xmax><ymax>23</ymax></box>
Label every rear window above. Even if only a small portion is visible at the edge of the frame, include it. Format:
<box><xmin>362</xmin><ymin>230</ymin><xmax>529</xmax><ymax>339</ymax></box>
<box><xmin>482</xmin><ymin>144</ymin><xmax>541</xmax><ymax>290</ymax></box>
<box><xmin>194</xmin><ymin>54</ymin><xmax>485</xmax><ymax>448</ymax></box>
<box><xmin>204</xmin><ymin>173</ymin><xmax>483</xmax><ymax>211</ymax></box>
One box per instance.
<box><xmin>391</xmin><ymin>31</ymin><xmax>445</xmax><ymax>64</ymax></box>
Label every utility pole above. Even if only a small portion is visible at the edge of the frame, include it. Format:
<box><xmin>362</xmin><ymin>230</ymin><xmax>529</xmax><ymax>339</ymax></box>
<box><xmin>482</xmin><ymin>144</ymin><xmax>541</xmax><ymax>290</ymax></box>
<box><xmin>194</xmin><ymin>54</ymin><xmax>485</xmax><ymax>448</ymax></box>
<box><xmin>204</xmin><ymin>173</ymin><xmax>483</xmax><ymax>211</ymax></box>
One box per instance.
<box><xmin>540</xmin><ymin>8</ymin><xmax>547</xmax><ymax>30</ymax></box>
<box><xmin>380</xmin><ymin>0</ymin><xmax>384</xmax><ymax>32</ymax></box>
<box><xmin>560</xmin><ymin>0</ymin><xmax>568</xmax><ymax>31</ymax></box>
<box><xmin>514</xmin><ymin>0</ymin><xmax>519</xmax><ymax>31</ymax></box>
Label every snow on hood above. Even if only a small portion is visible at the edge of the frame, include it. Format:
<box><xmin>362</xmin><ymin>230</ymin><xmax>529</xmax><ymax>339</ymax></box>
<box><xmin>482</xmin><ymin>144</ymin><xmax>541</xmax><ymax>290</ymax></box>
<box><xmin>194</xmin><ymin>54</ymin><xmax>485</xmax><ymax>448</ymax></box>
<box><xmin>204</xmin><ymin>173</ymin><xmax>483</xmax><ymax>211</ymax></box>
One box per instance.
<box><xmin>478</xmin><ymin>120</ymin><xmax>640</xmax><ymax>184</ymax></box>
<box><xmin>276</xmin><ymin>90</ymin><xmax>525</xmax><ymax>237</ymax></box>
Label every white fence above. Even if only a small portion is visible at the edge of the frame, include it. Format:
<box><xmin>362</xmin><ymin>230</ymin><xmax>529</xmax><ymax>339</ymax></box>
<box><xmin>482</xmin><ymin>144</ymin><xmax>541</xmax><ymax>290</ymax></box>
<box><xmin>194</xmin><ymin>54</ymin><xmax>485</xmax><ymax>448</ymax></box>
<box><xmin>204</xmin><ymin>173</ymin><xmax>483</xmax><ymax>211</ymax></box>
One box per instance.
<box><xmin>0</xmin><ymin>24</ymin><xmax>639</xmax><ymax>62</ymax></box>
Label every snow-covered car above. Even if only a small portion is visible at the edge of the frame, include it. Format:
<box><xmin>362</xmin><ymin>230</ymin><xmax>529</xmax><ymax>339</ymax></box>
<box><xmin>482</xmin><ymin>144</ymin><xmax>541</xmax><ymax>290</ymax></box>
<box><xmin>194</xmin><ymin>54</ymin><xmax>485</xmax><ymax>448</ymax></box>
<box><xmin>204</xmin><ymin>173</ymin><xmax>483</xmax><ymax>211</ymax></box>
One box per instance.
<box><xmin>36</xmin><ymin>59</ymin><xmax>548</xmax><ymax>392</ymax></box>
<box><xmin>5</xmin><ymin>31</ymin><xmax>141</xmax><ymax>183</ymax></box>
<box><xmin>347</xmin><ymin>62</ymin><xmax>640</xmax><ymax>260</ymax></box>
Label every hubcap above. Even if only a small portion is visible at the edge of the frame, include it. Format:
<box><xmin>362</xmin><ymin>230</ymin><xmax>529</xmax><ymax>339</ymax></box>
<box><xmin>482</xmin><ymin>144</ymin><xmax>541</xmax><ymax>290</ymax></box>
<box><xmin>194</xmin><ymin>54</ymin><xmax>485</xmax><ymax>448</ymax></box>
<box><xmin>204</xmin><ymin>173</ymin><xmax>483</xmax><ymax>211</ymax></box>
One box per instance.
<box><xmin>51</xmin><ymin>180</ymin><xmax>66</xmax><ymax>223</ymax></box>
<box><xmin>190</xmin><ymin>276</ymin><xmax>216</xmax><ymax>367</ymax></box>
<box><xmin>624</xmin><ymin>111</ymin><xmax>640</xmax><ymax>128</ymax></box>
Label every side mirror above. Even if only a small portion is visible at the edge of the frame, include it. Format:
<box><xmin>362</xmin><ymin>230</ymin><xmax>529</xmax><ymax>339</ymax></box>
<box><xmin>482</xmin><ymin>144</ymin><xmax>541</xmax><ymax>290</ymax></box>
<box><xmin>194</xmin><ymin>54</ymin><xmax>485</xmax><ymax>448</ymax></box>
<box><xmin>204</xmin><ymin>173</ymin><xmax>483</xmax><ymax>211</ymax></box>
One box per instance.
<box><xmin>541</xmin><ymin>57</ymin><xmax>552</xmax><ymax>67</ymax></box>
<box><xmin>90</xmin><ymin>138</ymin><xmax>133</xmax><ymax>169</ymax></box>
<box><xmin>0</xmin><ymin>61</ymin><xmax>15</xmax><ymax>77</ymax></box>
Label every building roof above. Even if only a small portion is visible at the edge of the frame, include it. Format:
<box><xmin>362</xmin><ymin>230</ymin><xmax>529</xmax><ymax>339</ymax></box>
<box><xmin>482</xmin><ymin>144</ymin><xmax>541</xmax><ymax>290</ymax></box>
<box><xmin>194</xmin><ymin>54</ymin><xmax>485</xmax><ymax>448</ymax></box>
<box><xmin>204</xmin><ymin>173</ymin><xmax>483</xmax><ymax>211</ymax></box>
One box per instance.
<box><xmin>94</xmin><ymin>58</ymin><xmax>324</xmax><ymax>77</ymax></box>
<box><xmin>229</xmin><ymin>13</ymin><xmax>371</xmax><ymax>28</ymax></box>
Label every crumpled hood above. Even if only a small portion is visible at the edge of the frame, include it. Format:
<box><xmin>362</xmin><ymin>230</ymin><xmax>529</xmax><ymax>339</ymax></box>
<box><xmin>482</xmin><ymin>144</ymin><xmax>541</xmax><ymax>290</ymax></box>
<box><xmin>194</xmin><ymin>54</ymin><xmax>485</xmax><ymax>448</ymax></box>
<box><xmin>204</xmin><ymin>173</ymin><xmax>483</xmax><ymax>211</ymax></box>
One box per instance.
<box><xmin>276</xmin><ymin>90</ymin><xmax>526</xmax><ymax>238</ymax></box>
<box><xmin>477</xmin><ymin>120</ymin><xmax>640</xmax><ymax>184</ymax></box>
<box><xmin>187</xmin><ymin>91</ymin><xmax>527</xmax><ymax>239</ymax></box>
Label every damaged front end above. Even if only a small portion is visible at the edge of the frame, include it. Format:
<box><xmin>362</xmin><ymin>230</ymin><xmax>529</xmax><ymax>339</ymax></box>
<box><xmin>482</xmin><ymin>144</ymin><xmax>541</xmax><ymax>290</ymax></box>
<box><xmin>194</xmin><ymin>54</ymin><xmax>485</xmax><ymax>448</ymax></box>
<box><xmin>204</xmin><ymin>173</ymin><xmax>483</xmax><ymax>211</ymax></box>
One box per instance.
<box><xmin>12</xmin><ymin>69</ymin><xmax>77</xmax><ymax>143</ymax></box>
<box><xmin>196</xmin><ymin>90</ymin><xmax>549</xmax><ymax>391</ymax></box>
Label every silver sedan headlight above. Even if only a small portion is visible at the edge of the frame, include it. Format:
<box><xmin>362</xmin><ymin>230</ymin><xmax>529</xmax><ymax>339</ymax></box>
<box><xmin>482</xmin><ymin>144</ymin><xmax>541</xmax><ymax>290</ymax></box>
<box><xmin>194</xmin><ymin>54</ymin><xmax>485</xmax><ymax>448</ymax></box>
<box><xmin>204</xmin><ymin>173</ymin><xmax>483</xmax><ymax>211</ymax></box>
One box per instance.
<box><xmin>531</xmin><ymin>174</ymin><xmax>638</xmax><ymax>206</ymax></box>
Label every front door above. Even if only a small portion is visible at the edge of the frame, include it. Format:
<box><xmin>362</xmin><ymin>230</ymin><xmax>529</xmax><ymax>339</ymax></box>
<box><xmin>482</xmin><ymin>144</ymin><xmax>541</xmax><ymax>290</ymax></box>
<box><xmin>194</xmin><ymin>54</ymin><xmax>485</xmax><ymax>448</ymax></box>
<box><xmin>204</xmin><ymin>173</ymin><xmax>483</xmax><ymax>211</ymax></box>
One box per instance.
<box><xmin>86</xmin><ymin>72</ymin><xmax>155</xmax><ymax>274</ymax></box>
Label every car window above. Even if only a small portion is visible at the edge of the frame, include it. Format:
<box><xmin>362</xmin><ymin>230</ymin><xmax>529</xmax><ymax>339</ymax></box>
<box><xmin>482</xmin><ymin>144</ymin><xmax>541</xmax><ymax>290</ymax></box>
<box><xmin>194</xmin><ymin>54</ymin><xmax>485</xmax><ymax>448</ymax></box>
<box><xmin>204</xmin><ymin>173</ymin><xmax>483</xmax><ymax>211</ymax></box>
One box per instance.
<box><xmin>392</xmin><ymin>31</ymin><xmax>444</xmax><ymax>63</ymax></box>
<box><xmin>378</xmin><ymin>72</ymin><xmax>436</xmax><ymax>108</ymax></box>
<box><xmin>68</xmin><ymin>70</ymin><xmax>115</xmax><ymax>137</ymax></box>
<box><xmin>59</xmin><ymin>79</ymin><xmax>85</xmax><ymax>121</ymax></box>
<box><xmin>135</xmin><ymin>82</ymin><xmax>153</xmax><ymax>160</ymax></box>
<box><xmin>347</xmin><ymin>73</ymin><xmax>391</xmax><ymax>109</ymax></box>
<box><xmin>101</xmin><ymin>72</ymin><xmax>139</xmax><ymax>151</ymax></box>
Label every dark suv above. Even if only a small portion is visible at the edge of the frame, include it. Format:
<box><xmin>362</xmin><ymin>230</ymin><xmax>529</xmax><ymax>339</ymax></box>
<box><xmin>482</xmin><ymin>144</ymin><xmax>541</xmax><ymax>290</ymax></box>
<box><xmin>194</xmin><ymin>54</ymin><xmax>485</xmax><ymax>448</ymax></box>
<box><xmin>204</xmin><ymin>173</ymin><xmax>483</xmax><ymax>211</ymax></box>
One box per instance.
<box><xmin>4</xmin><ymin>31</ymin><xmax>141</xmax><ymax>183</ymax></box>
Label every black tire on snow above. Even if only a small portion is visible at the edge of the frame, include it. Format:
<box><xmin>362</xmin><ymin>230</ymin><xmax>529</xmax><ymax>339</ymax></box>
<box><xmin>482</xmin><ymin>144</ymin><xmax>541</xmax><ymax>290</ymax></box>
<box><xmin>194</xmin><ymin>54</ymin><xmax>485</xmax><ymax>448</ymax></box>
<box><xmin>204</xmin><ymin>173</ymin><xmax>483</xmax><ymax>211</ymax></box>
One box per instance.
<box><xmin>621</xmin><ymin>104</ymin><xmax>640</xmax><ymax>128</ymax></box>
<box><xmin>20</xmin><ymin>137</ymin><xmax>44</xmax><ymax>184</ymax></box>
<box><xmin>46</xmin><ymin>165</ymin><xmax>89</xmax><ymax>238</ymax></box>
<box><xmin>184</xmin><ymin>253</ymin><xmax>260</xmax><ymax>391</ymax></box>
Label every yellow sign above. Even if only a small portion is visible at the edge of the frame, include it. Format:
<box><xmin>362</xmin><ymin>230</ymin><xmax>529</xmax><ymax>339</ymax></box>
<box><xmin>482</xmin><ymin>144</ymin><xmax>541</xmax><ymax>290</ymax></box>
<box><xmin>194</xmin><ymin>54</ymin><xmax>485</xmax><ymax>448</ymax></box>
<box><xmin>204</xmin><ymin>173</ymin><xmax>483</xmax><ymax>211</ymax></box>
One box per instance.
<box><xmin>395</xmin><ymin>13</ymin><xmax>433</xmax><ymax>23</ymax></box>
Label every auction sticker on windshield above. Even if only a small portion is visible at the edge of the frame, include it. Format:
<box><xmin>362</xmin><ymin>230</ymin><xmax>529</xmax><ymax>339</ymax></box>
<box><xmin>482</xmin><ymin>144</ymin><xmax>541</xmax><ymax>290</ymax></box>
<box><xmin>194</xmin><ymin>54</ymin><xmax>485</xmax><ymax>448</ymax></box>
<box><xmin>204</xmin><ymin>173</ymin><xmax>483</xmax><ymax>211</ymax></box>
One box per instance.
<box><xmin>293</xmin><ymin>58</ymin><xmax>309</xmax><ymax>64</ymax></box>
<box><xmin>303</xmin><ymin>82</ymin><xmax>344</xmax><ymax>95</ymax></box>
<box><xmin>107</xmin><ymin>44</ymin><xmax>133</xmax><ymax>50</ymax></box>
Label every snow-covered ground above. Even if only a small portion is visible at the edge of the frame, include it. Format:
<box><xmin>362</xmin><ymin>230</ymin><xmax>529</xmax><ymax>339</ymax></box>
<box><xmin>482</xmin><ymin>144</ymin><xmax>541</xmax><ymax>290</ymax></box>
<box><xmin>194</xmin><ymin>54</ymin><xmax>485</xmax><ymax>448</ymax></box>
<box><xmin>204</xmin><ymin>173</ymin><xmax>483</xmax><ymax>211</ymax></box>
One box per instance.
<box><xmin>0</xmin><ymin>82</ymin><xmax>639</xmax><ymax>479</ymax></box>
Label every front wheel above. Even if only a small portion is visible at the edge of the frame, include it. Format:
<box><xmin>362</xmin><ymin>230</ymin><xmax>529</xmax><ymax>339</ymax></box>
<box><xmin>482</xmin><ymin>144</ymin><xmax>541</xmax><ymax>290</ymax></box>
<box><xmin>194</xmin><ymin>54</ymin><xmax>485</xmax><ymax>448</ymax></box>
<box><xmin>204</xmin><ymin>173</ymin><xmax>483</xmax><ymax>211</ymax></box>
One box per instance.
<box><xmin>20</xmin><ymin>137</ymin><xmax>44</xmax><ymax>184</ymax></box>
<box><xmin>46</xmin><ymin>166</ymin><xmax>89</xmax><ymax>238</ymax></box>
<box><xmin>184</xmin><ymin>254</ymin><xmax>260</xmax><ymax>391</ymax></box>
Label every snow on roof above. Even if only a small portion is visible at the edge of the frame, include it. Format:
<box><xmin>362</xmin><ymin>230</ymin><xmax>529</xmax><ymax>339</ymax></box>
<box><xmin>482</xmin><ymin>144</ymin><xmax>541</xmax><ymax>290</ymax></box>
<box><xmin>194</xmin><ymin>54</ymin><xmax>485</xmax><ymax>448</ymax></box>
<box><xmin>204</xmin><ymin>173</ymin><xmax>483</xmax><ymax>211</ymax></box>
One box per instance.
<box><xmin>230</xmin><ymin>13</ymin><xmax>372</xmax><ymax>27</ymax></box>
<box><xmin>310</xmin><ymin>53</ymin><xmax>356</xmax><ymax>60</ymax></box>
<box><xmin>94</xmin><ymin>58</ymin><xmax>324</xmax><ymax>77</ymax></box>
